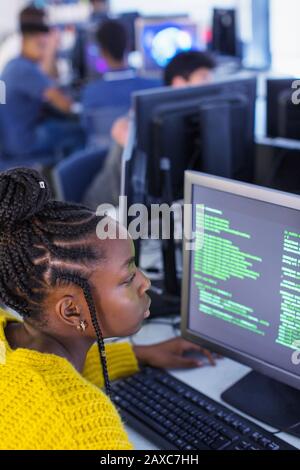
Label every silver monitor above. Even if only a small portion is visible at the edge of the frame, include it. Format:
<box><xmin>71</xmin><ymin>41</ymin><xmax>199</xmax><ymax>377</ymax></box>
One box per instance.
<box><xmin>182</xmin><ymin>171</ymin><xmax>300</xmax><ymax>392</ymax></box>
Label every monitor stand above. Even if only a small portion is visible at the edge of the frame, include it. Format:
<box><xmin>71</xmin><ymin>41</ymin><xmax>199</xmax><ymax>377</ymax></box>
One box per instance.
<box><xmin>221</xmin><ymin>371</ymin><xmax>300</xmax><ymax>438</ymax></box>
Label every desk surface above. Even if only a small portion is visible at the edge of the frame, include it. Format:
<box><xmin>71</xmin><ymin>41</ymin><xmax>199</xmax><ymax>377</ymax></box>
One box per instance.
<box><xmin>123</xmin><ymin>318</ymin><xmax>300</xmax><ymax>450</ymax></box>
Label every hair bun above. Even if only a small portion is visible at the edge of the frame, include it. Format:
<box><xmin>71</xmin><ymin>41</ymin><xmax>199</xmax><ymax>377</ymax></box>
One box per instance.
<box><xmin>0</xmin><ymin>167</ymin><xmax>51</xmax><ymax>232</ymax></box>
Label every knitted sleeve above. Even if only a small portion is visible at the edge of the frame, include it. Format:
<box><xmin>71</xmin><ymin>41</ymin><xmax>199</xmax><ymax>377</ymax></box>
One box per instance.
<box><xmin>0</xmin><ymin>362</ymin><xmax>135</xmax><ymax>450</ymax></box>
<box><xmin>65</xmin><ymin>387</ymin><xmax>135</xmax><ymax>450</ymax></box>
<box><xmin>82</xmin><ymin>342</ymin><xmax>140</xmax><ymax>388</ymax></box>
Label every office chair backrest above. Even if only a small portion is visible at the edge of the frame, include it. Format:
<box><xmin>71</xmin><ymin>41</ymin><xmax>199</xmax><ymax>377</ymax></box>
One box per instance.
<box><xmin>52</xmin><ymin>146</ymin><xmax>108</xmax><ymax>204</ymax></box>
<box><xmin>82</xmin><ymin>106</ymin><xmax>129</xmax><ymax>148</ymax></box>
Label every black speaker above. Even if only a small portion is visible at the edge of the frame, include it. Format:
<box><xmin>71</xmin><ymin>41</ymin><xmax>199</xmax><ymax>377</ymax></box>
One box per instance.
<box><xmin>212</xmin><ymin>8</ymin><xmax>237</xmax><ymax>57</ymax></box>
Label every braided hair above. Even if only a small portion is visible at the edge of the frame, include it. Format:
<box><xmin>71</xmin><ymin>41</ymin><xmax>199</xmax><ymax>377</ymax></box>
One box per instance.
<box><xmin>0</xmin><ymin>167</ymin><xmax>111</xmax><ymax>396</ymax></box>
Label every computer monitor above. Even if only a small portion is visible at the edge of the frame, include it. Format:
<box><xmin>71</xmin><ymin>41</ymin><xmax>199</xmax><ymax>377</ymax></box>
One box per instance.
<box><xmin>135</xmin><ymin>17</ymin><xmax>201</xmax><ymax>74</ymax></box>
<box><xmin>121</xmin><ymin>75</ymin><xmax>256</xmax><ymax>305</ymax></box>
<box><xmin>266</xmin><ymin>78</ymin><xmax>300</xmax><ymax>140</ymax></box>
<box><xmin>126</xmin><ymin>74</ymin><xmax>256</xmax><ymax>205</ymax></box>
<box><xmin>119</xmin><ymin>12</ymin><xmax>140</xmax><ymax>52</ymax></box>
<box><xmin>211</xmin><ymin>9</ymin><xmax>238</xmax><ymax>57</ymax></box>
<box><xmin>181</xmin><ymin>170</ymin><xmax>300</xmax><ymax>434</ymax></box>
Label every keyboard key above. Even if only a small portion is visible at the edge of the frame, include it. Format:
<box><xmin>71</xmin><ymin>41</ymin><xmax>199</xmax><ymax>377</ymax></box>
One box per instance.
<box><xmin>240</xmin><ymin>441</ymin><xmax>251</xmax><ymax>449</ymax></box>
<box><xmin>220</xmin><ymin>427</ymin><xmax>237</xmax><ymax>441</ymax></box>
<box><xmin>267</xmin><ymin>442</ymin><xmax>280</xmax><ymax>451</ymax></box>
<box><xmin>205</xmin><ymin>404</ymin><xmax>217</xmax><ymax>413</ymax></box>
<box><xmin>166</xmin><ymin>432</ymin><xmax>177</xmax><ymax>443</ymax></box>
<box><xmin>211</xmin><ymin>436</ymin><xmax>231</xmax><ymax>450</ymax></box>
<box><xmin>208</xmin><ymin>430</ymin><xmax>220</xmax><ymax>439</ymax></box>
<box><xmin>175</xmin><ymin>439</ymin><xmax>187</xmax><ymax>449</ymax></box>
<box><xmin>251</xmin><ymin>432</ymin><xmax>263</xmax><ymax>442</ymax></box>
<box><xmin>259</xmin><ymin>437</ymin><xmax>272</xmax><ymax>448</ymax></box>
<box><xmin>238</xmin><ymin>424</ymin><xmax>251</xmax><ymax>435</ymax></box>
<box><xmin>202</xmin><ymin>437</ymin><xmax>215</xmax><ymax>446</ymax></box>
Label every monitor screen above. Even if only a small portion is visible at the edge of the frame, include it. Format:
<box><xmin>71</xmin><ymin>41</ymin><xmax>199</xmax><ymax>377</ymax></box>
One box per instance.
<box><xmin>182</xmin><ymin>171</ymin><xmax>300</xmax><ymax>390</ymax></box>
<box><xmin>136</xmin><ymin>18</ymin><xmax>201</xmax><ymax>72</ymax></box>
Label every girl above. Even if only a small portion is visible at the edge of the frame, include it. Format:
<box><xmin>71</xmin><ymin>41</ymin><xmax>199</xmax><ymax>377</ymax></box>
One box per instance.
<box><xmin>0</xmin><ymin>168</ymin><xmax>215</xmax><ymax>450</ymax></box>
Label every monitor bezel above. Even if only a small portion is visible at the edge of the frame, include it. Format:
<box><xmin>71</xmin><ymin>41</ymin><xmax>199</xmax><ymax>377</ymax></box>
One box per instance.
<box><xmin>181</xmin><ymin>170</ymin><xmax>300</xmax><ymax>391</ymax></box>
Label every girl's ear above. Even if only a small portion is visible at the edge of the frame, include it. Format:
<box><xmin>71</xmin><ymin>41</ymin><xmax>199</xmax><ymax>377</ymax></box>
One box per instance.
<box><xmin>56</xmin><ymin>295</ymin><xmax>83</xmax><ymax>329</ymax></box>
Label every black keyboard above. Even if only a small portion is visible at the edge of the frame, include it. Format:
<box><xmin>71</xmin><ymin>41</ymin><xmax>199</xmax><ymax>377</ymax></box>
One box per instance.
<box><xmin>111</xmin><ymin>367</ymin><xmax>297</xmax><ymax>450</ymax></box>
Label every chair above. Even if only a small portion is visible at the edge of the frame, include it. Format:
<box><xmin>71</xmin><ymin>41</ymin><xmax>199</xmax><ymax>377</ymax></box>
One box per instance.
<box><xmin>52</xmin><ymin>146</ymin><xmax>108</xmax><ymax>203</ymax></box>
<box><xmin>82</xmin><ymin>106</ymin><xmax>129</xmax><ymax>149</ymax></box>
<box><xmin>0</xmin><ymin>105</ymin><xmax>55</xmax><ymax>171</ymax></box>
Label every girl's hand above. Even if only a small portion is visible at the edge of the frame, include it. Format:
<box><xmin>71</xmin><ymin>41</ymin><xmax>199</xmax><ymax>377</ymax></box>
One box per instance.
<box><xmin>133</xmin><ymin>337</ymin><xmax>218</xmax><ymax>370</ymax></box>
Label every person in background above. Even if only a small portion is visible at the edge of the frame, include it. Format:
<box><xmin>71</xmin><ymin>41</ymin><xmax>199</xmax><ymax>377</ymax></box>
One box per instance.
<box><xmin>89</xmin><ymin>0</ymin><xmax>109</xmax><ymax>21</ymax></box>
<box><xmin>83</xmin><ymin>50</ymin><xmax>216</xmax><ymax>209</ymax></box>
<box><xmin>82</xmin><ymin>19</ymin><xmax>161</xmax><ymax>113</ymax></box>
<box><xmin>65</xmin><ymin>17</ymin><xmax>160</xmax><ymax>191</ymax></box>
<box><xmin>0</xmin><ymin>4</ymin><xmax>59</xmax><ymax>77</ymax></box>
<box><xmin>1</xmin><ymin>5</ymin><xmax>85</xmax><ymax>162</ymax></box>
<box><xmin>164</xmin><ymin>50</ymin><xmax>216</xmax><ymax>87</ymax></box>
<box><xmin>71</xmin><ymin>0</ymin><xmax>109</xmax><ymax>83</ymax></box>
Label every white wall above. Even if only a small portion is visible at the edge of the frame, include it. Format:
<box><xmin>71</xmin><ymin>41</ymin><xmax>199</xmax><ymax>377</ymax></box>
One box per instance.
<box><xmin>0</xmin><ymin>0</ymin><xmax>28</xmax><ymax>36</ymax></box>
<box><xmin>0</xmin><ymin>0</ymin><xmax>251</xmax><ymax>38</ymax></box>
<box><xmin>270</xmin><ymin>0</ymin><xmax>300</xmax><ymax>76</ymax></box>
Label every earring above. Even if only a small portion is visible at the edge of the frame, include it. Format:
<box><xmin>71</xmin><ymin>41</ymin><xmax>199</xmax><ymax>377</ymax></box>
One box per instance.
<box><xmin>77</xmin><ymin>320</ymin><xmax>87</xmax><ymax>332</ymax></box>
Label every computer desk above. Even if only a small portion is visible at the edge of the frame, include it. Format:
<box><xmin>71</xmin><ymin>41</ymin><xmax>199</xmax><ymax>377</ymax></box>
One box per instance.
<box><xmin>122</xmin><ymin>317</ymin><xmax>300</xmax><ymax>450</ymax></box>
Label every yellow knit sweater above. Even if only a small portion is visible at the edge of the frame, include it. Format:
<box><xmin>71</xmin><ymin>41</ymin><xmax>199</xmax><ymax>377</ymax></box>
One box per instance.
<box><xmin>0</xmin><ymin>310</ymin><xmax>140</xmax><ymax>450</ymax></box>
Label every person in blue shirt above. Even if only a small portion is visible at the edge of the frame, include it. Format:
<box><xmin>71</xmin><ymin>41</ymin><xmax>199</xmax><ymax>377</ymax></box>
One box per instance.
<box><xmin>83</xmin><ymin>50</ymin><xmax>216</xmax><ymax>209</ymax></box>
<box><xmin>82</xmin><ymin>19</ymin><xmax>161</xmax><ymax>112</ymax></box>
<box><xmin>81</xmin><ymin>19</ymin><xmax>160</xmax><ymax>147</ymax></box>
<box><xmin>1</xmin><ymin>5</ymin><xmax>85</xmax><ymax>162</ymax></box>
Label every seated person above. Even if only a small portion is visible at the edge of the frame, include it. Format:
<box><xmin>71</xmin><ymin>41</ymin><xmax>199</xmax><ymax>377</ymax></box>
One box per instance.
<box><xmin>72</xmin><ymin>0</ymin><xmax>109</xmax><ymax>83</ymax></box>
<box><xmin>0</xmin><ymin>6</ymin><xmax>59</xmax><ymax>77</ymax></box>
<box><xmin>1</xmin><ymin>6</ymin><xmax>85</xmax><ymax>161</ymax></box>
<box><xmin>82</xmin><ymin>19</ymin><xmax>161</xmax><ymax>113</ymax></box>
<box><xmin>0</xmin><ymin>167</ymin><xmax>217</xmax><ymax>450</ymax></box>
<box><xmin>83</xmin><ymin>50</ymin><xmax>216</xmax><ymax>209</ymax></box>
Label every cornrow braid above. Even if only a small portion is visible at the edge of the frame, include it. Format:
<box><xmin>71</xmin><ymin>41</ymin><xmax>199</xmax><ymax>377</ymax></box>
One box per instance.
<box><xmin>0</xmin><ymin>167</ymin><xmax>111</xmax><ymax>395</ymax></box>
<box><xmin>52</xmin><ymin>270</ymin><xmax>111</xmax><ymax>397</ymax></box>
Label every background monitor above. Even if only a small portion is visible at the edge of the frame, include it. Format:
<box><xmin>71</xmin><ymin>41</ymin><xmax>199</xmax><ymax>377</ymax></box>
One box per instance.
<box><xmin>126</xmin><ymin>74</ymin><xmax>257</xmax><ymax>206</ymax></box>
<box><xmin>182</xmin><ymin>170</ymin><xmax>300</xmax><ymax>434</ymax></box>
<box><xmin>135</xmin><ymin>17</ymin><xmax>201</xmax><ymax>73</ymax></box>
<box><xmin>119</xmin><ymin>11</ymin><xmax>140</xmax><ymax>52</ymax></box>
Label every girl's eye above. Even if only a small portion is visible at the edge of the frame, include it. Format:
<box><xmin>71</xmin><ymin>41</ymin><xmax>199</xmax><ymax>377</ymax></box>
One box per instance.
<box><xmin>125</xmin><ymin>272</ymin><xmax>136</xmax><ymax>285</ymax></box>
